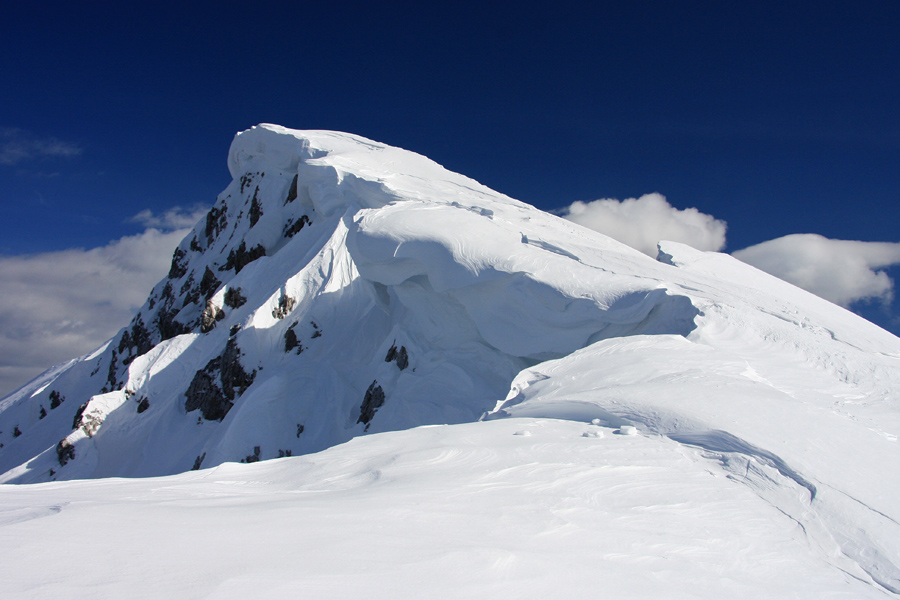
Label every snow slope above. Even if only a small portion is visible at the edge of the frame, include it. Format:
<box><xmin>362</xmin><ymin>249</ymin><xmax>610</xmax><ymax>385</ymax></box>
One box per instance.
<box><xmin>0</xmin><ymin>124</ymin><xmax>898</xmax><ymax>596</ymax></box>
<box><xmin>0</xmin><ymin>419</ymin><xmax>888</xmax><ymax>599</ymax></box>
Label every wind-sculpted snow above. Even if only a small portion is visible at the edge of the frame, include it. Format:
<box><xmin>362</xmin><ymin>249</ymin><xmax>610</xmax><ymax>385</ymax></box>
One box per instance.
<box><xmin>490</xmin><ymin>330</ymin><xmax>900</xmax><ymax>593</ymax></box>
<box><xmin>0</xmin><ymin>124</ymin><xmax>898</xmax><ymax>597</ymax></box>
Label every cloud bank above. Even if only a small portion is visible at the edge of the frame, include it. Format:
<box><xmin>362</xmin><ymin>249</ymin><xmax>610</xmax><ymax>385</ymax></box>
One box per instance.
<box><xmin>559</xmin><ymin>193</ymin><xmax>900</xmax><ymax>316</ymax></box>
<box><xmin>0</xmin><ymin>128</ymin><xmax>82</xmax><ymax>165</ymax></box>
<box><xmin>0</xmin><ymin>207</ymin><xmax>206</xmax><ymax>397</ymax></box>
<box><xmin>733</xmin><ymin>234</ymin><xmax>900</xmax><ymax>308</ymax></box>
<box><xmin>560</xmin><ymin>193</ymin><xmax>727</xmax><ymax>257</ymax></box>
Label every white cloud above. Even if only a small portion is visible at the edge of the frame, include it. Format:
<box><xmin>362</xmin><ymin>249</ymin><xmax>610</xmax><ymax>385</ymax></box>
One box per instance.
<box><xmin>560</xmin><ymin>193</ymin><xmax>727</xmax><ymax>256</ymax></box>
<box><xmin>0</xmin><ymin>223</ymin><xmax>197</xmax><ymax>397</ymax></box>
<box><xmin>0</xmin><ymin>128</ymin><xmax>82</xmax><ymax>165</ymax></box>
<box><xmin>130</xmin><ymin>206</ymin><xmax>208</xmax><ymax>231</ymax></box>
<box><xmin>733</xmin><ymin>234</ymin><xmax>900</xmax><ymax>308</ymax></box>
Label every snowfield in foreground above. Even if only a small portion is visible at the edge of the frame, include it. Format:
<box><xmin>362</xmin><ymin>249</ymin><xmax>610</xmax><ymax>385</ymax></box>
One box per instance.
<box><xmin>0</xmin><ymin>125</ymin><xmax>898</xmax><ymax>597</ymax></box>
<box><xmin>0</xmin><ymin>419</ymin><xmax>887</xmax><ymax>599</ymax></box>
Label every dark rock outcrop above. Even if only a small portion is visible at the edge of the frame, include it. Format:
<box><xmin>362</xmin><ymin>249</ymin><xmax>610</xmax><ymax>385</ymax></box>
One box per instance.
<box><xmin>184</xmin><ymin>338</ymin><xmax>256</xmax><ymax>421</ymax></box>
<box><xmin>56</xmin><ymin>439</ymin><xmax>75</xmax><ymax>466</ymax></box>
<box><xmin>284</xmin><ymin>173</ymin><xmax>298</xmax><ymax>205</ymax></box>
<box><xmin>49</xmin><ymin>390</ymin><xmax>65</xmax><ymax>409</ymax></box>
<box><xmin>119</xmin><ymin>317</ymin><xmax>154</xmax><ymax>366</ymax></box>
<box><xmin>385</xmin><ymin>344</ymin><xmax>409</xmax><ymax>370</ymax></box>
<box><xmin>205</xmin><ymin>203</ymin><xmax>229</xmax><ymax>245</ymax></box>
<box><xmin>357</xmin><ymin>381</ymin><xmax>385</xmax><ymax>426</ymax></box>
<box><xmin>168</xmin><ymin>247</ymin><xmax>189</xmax><ymax>279</ymax></box>
<box><xmin>222</xmin><ymin>241</ymin><xmax>266</xmax><ymax>274</ymax></box>
<box><xmin>284</xmin><ymin>324</ymin><xmax>302</xmax><ymax>353</ymax></box>
<box><xmin>283</xmin><ymin>214</ymin><xmax>310</xmax><ymax>238</ymax></box>
<box><xmin>249</xmin><ymin>188</ymin><xmax>263</xmax><ymax>227</ymax></box>
<box><xmin>242</xmin><ymin>446</ymin><xmax>261</xmax><ymax>463</ymax></box>
<box><xmin>224</xmin><ymin>287</ymin><xmax>247</xmax><ymax>309</ymax></box>
<box><xmin>191</xmin><ymin>452</ymin><xmax>206</xmax><ymax>470</ymax></box>
<box><xmin>72</xmin><ymin>403</ymin><xmax>88</xmax><ymax>430</ymax></box>
<box><xmin>199</xmin><ymin>266</ymin><xmax>221</xmax><ymax>300</ymax></box>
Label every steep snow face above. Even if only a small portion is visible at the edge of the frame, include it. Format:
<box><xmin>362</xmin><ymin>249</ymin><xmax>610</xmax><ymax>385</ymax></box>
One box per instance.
<box><xmin>1</xmin><ymin>124</ymin><xmax>899</xmax><ymax>595</ymax></box>
<box><xmin>0</xmin><ymin>124</ymin><xmax>697</xmax><ymax>482</ymax></box>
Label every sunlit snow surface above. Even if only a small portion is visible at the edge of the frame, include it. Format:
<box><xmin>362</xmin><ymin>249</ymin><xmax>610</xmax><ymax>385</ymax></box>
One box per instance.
<box><xmin>0</xmin><ymin>420</ymin><xmax>888</xmax><ymax>599</ymax></box>
<box><xmin>1</xmin><ymin>125</ymin><xmax>899</xmax><ymax>597</ymax></box>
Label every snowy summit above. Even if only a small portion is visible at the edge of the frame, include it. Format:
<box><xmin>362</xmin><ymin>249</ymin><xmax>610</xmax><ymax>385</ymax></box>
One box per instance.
<box><xmin>1</xmin><ymin>124</ymin><xmax>899</xmax><ymax>598</ymax></box>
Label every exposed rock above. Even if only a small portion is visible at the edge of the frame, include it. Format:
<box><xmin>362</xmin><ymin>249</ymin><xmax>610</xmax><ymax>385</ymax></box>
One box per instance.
<box><xmin>120</xmin><ymin>317</ymin><xmax>153</xmax><ymax>365</ymax></box>
<box><xmin>181</xmin><ymin>272</ymin><xmax>200</xmax><ymax>307</ymax></box>
<box><xmin>199</xmin><ymin>266</ymin><xmax>221</xmax><ymax>300</ymax></box>
<box><xmin>56</xmin><ymin>439</ymin><xmax>75</xmax><ymax>466</ymax></box>
<box><xmin>249</xmin><ymin>187</ymin><xmax>263</xmax><ymax>227</ymax></box>
<box><xmin>284</xmin><ymin>324</ymin><xmax>302</xmax><ymax>353</ymax></box>
<box><xmin>168</xmin><ymin>247</ymin><xmax>188</xmax><ymax>279</ymax></box>
<box><xmin>284</xmin><ymin>173</ymin><xmax>299</xmax><ymax>204</ymax></box>
<box><xmin>105</xmin><ymin>349</ymin><xmax>119</xmax><ymax>392</ymax></box>
<box><xmin>72</xmin><ymin>403</ymin><xmax>88</xmax><ymax>430</ymax></box>
<box><xmin>272</xmin><ymin>294</ymin><xmax>296</xmax><ymax>319</ymax></box>
<box><xmin>296</xmin><ymin>423</ymin><xmax>305</xmax><ymax>437</ymax></box>
<box><xmin>160</xmin><ymin>281</ymin><xmax>175</xmax><ymax>304</ymax></box>
<box><xmin>155</xmin><ymin>308</ymin><xmax>188</xmax><ymax>342</ymax></box>
<box><xmin>12</xmin><ymin>425</ymin><xmax>22</xmax><ymax>438</ymax></box>
<box><xmin>283</xmin><ymin>214</ymin><xmax>311</xmax><ymax>238</ymax></box>
<box><xmin>385</xmin><ymin>344</ymin><xmax>409</xmax><ymax>370</ymax></box>
<box><xmin>311</xmin><ymin>321</ymin><xmax>322</xmax><ymax>338</ymax></box>
<box><xmin>72</xmin><ymin>401</ymin><xmax>103</xmax><ymax>437</ymax></box>
<box><xmin>239</xmin><ymin>173</ymin><xmax>254</xmax><ymax>194</ymax></box>
<box><xmin>49</xmin><ymin>390</ymin><xmax>65</xmax><ymax>409</ymax></box>
<box><xmin>242</xmin><ymin>446</ymin><xmax>261</xmax><ymax>463</ymax></box>
<box><xmin>184</xmin><ymin>362</ymin><xmax>229</xmax><ymax>422</ymax></box>
<box><xmin>221</xmin><ymin>241</ymin><xmax>266</xmax><ymax>274</ymax></box>
<box><xmin>205</xmin><ymin>203</ymin><xmax>229</xmax><ymax>245</ymax></box>
<box><xmin>184</xmin><ymin>338</ymin><xmax>256</xmax><ymax>421</ymax></box>
<box><xmin>357</xmin><ymin>381</ymin><xmax>385</xmax><ymax>426</ymax></box>
<box><xmin>191</xmin><ymin>452</ymin><xmax>206</xmax><ymax>471</ymax></box>
<box><xmin>189</xmin><ymin>236</ymin><xmax>203</xmax><ymax>252</ymax></box>
<box><xmin>200</xmin><ymin>300</ymin><xmax>225</xmax><ymax>333</ymax></box>
<box><xmin>224</xmin><ymin>287</ymin><xmax>247</xmax><ymax>309</ymax></box>
<box><xmin>136</xmin><ymin>397</ymin><xmax>150</xmax><ymax>414</ymax></box>
<box><xmin>39</xmin><ymin>406</ymin><xmax>47</xmax><ymax>420</ymax></box>
<box><xmin>277</xmin><ymin>449</ymin><xmax>292</xmax><ymax>458</ymax></box>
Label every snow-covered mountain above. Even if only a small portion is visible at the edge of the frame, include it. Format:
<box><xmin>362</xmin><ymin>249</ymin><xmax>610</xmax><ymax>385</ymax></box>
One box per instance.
<box><xmin>1</xmin><ymin>125</ymin><xmax>898</xmax><ymax>598</ymax></box>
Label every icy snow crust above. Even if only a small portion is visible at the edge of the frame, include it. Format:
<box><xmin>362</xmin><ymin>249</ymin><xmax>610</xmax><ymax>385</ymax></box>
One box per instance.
<box><xmin>1</xmin><ymin>124</ymin><xmax>899</xmax><ymax>596</ymax></box>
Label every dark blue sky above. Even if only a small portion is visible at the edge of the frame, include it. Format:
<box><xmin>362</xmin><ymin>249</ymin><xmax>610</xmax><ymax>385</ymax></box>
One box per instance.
<box><xmin>2</xmin><ymin>2</ymin><xmax>899</xmax><ymax>315</ymax></box>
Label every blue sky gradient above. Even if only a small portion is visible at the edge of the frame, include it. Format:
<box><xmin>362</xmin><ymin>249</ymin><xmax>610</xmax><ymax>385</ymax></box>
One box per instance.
<box><xmin>2</xmin><ymin>1</ymin><xmax>899</xmax><ymax>331</ymax></box>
